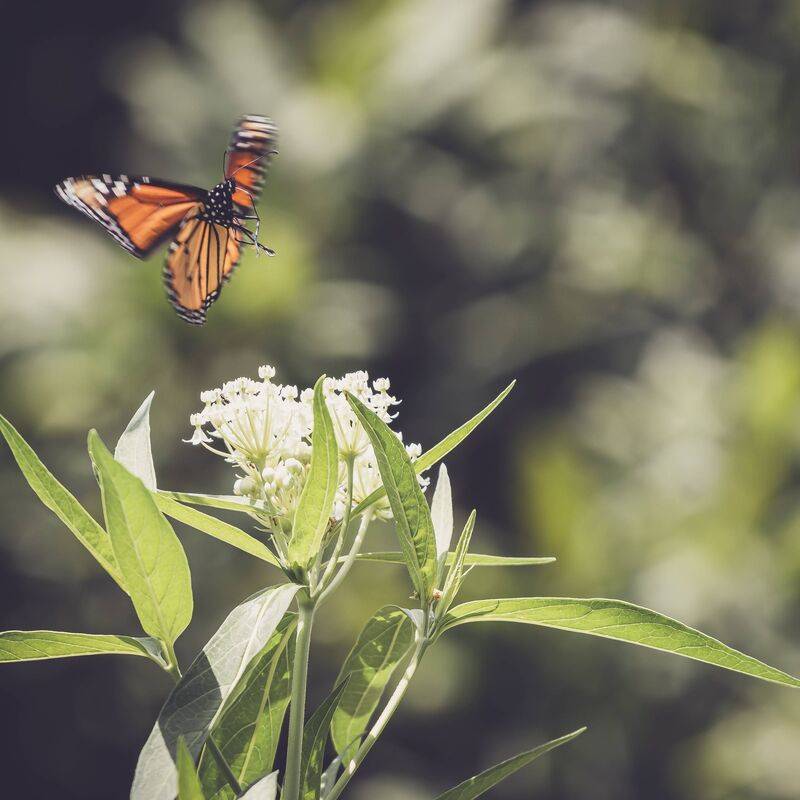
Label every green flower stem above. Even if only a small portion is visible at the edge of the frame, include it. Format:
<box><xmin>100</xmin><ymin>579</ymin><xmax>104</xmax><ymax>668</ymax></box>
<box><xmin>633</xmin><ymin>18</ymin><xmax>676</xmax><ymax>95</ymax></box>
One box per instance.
<box><xmin>325</xmin><ymin>631</ymin><xmax>428</xmax><ymax>800</ymax></box>
<box><xmin>163</xmin><ymin>641</ymin><xmax>182</xmax><ymax>683</ymax></box>
<box><xmin>282</xmin><ymin>592</ymin><xmax>316</xmax><ymax>800</ymax></box>
<box><xmin>317</xmin><ymin>511</ymin><xmax>371</xmax><ymax>605</ymax></box>
<box><xmin>316</xmin><ymin>456</ymin><xmax>355</xmax><ymax>596</ymax></box>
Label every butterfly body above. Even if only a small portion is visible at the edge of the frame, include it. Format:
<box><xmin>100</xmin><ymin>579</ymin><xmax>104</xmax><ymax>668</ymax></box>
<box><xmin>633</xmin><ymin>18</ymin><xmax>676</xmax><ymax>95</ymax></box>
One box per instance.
<box><xmin>56</xmin><ymin>115</ymin><xmax>277</xmax><ymax>324</ymax></box>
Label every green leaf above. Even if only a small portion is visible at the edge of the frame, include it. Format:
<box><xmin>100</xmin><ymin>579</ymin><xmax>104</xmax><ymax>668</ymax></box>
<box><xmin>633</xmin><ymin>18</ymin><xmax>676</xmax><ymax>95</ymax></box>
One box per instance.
<box><xmin>432</xmin><ymin>727</ymin><xmax>586</xmax><ymax>800</ymax></box>
<box><xmin>438</xmin><ymin>511</ymin><xmax>476</xmax><ymax>615</ymax></box>
<box><xmin>354</xmin><ymin>552</ymin><xmax>555</xmax><ymax>567</ymax></box>
<box><xmin>346</xmin><ymin>393</ymin><xmax>437</xmax><ymax>602</ymax></box>
<box><xmin>288</xmin><ymin>376</ymin><xmax>339</xmax><ymax>567</ymax></box>
<box><xmin>199</xmin><ymin>616</ymin><xmax>296</xmax><ymax>800</ymax></box>
<box><xmin>331</xmin><ymin>606</ymin><xmax>415</xmax><ymax>757</ymax></box>
<box><xmin>240</xmin><ymin>772</ymin><xmax>278</xmax><ymax>800</ymax></box>
<box><xmin>158</xmin><ymin>491</ymin><xmax>267</xmax><ymax>515</ymax></box>
<box><xmin>351</xmin><ymin>382</ymin><xmax>514</xmax><ymax>517</ymax></box>
<box><xmin>0</xmin><ymin>414</ymin><xmax>126</xmax><ymax>592</ymax></box>
<box><xmin>131</xmin><ymin>584</ymin><xmax>300</xmax><ymax>800</ymax></box>
<box><xmin>0</xmin><ymin>630</ymin><xmax>164</xmax><ymax>664</ymax></box>
<box><xmin>441</xmin><ymin>598</ymin><xmax>800</xmax><ymax>689</ymax></box>
<box><xmin>430</xmin><ymin>464</ymin><xmax>453</xmax><ymax>566</ymax></box>
<box><xmin>89</xmin><ymin>430</ymin><xmax>193</xmax><ymax>646</ymax></box>
<box><xmin>154</xmin><ymin>493</ymin><xmax>280</xmax><ymax>567</ymax></box>
<box><xmin>301</xmin><ymin>678</ymin><xmax>351</xmax><ymax>800</ymax></box>
<box><xmin>177</xmin><ymin>738</ymin><xmax>206</xmax><ymax>800</ymax></box>
<box><xmin>115</xmin><ymin>392</ymin><xmax>157</xmax><ymax>490</ymax></box>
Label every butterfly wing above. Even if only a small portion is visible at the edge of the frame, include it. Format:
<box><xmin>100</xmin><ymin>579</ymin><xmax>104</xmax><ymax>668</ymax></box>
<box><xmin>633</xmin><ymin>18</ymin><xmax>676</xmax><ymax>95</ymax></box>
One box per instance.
<box><xmin>163</xmin><ymin>208</ymin><xmax>242</xmax><ymax>325</ymax></box>
<box><xmin>224</xmin><ymin>115</ymin><xmax>278</xmax><ymax>212</ymax></box>
<box><xmin>55</xmin><ymin>175</ymin><xmax>205</xmax><ymax>258</ymax></box>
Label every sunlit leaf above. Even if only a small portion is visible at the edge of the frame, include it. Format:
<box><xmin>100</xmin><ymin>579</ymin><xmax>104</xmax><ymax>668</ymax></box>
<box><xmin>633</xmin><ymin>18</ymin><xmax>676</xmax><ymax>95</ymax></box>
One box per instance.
<box><xmin>89</xmin><ymin>431</ymin><xmax>193</xmax><ymax>646</ymax></box>
<box><xmin>438</xmin><ymin>511</ymin><xmax>476</xmax><ymax>614</ymax></box>
<box><xmin>158</xmin><ymin>491</ymin><xmax>266</xmax><ymax>515</ymax></box>
<box><xmin>301</xmin><ymin>678</ymin><xmax>350</xmax><ymax>800</ymax></box>
<box><xmin>199</xmin><ymin>616</ymin><xmax>296</xmax><ymax>800</ymax></box>
<box><xmin>331</xmin><ymin>606</ymin><xmax>415</xmax><ymax>757</ymax></box>
<box><xmin>440</xmin><ymin>598</ymin><xmax>800</xmax><ymax>688</ymax></box>
<box><xmin>177</xmin><ymin>738</ymin><xmax>206</xmax><ymax>800</ymax></box>
<box><xmin>289</xmin><ymin>376</ymin><xmax>339</xmax><ymax>567</ymax></box>
<box><xmin>354</xmin><ymin>552</ymin><xmax>555</xmax><ymax>567</ymax></box>
<box><xmin>154</xmin><ymin>493</ymin><xmax>280</xmax><ymax>567</ymax></box>
<box><xmin>115</xmin><ymin>391</ymin><xmax>157</xmax><ymax>490</ymax></box>
<box><xmin>0</xmin><ymin>630</ymin><xmax>163</xmax><ymax>664</ymax></box>
<box><xmin>347</xmin><ymin>393</ymin><xmax>437</xmax><ymax>601</ymax></box>
<box><xmin>131</xmin><ymin>584</ymin><xmax>299</xmax><ymax>800</ymax></box>
<box><xmin>351</xmin><ymin>382</ymin><xmax>514</xmax><ymax>516</ymax></box>
<box><xmin>0</xmin><ymin>414</ymin><xmax>125</xmax><ymax>592</ymax></box>
<box><xmin>240</xmin><ymin>771</ymin><xmax>278</xmax><ymax>800</ymax></box>
<box><xmin>432</xmin><ymin>728</ymin><xmax>586</xmax><ymax>800</ymax></box>
<box><xmin>431</xmin><ymin>464</ymin><xmax>453</xmax><ymax>566</ymax></box>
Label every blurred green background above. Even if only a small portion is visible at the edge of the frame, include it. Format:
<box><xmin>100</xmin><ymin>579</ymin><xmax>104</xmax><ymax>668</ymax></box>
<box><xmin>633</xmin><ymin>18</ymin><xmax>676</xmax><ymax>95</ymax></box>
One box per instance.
<box><xmin>2</xmin><ymin>1</ymin><xmax>800</xmax><ymax>797</ymax></box>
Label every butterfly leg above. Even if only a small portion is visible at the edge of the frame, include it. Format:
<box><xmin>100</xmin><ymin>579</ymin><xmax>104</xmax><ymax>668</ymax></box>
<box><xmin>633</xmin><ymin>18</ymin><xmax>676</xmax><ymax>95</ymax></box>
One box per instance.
<box><xmin>234</xmin><ymin>224</ymin><xmax>275</xmax><ymax>256</ymax></box>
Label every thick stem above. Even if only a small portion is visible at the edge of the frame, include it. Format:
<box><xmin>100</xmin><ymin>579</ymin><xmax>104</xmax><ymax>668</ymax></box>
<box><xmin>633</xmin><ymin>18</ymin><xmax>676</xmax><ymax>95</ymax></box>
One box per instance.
<box><xmin>282</xmin><ymin>594</ymin><xmax>316</xmax><ymax>800</ymax></box>
<box><xmin>325</xmin><ymin>633</ymin><xmax>427</xmax><ymax>800</ymax></box>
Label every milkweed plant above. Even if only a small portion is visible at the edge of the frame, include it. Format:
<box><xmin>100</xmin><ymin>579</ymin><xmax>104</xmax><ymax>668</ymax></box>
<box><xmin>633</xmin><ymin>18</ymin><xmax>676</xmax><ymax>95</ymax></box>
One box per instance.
<box><xmin>1</xmin><ymin>368</ymin><xmax>799</xmax><ymax>800</ymax></box>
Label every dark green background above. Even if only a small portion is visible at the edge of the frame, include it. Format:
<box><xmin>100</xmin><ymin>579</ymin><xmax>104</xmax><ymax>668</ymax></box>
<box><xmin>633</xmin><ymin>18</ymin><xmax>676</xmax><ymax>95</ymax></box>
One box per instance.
<box><xmin>2</xmin><ymin>1</ymin><xmax>800</xmax><ymax>797</ymax></box>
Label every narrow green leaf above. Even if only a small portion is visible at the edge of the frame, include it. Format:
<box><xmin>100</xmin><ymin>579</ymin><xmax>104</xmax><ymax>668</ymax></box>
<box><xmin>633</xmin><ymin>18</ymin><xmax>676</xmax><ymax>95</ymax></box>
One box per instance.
<box><xmin>354</xmin><ymin>552</ymin><xmax>556</xmax><ymax>567</ymax></box>
<box><xmin>319</xmin><ymin>754</ymin><xmax>345</xmax><ymax>799</ymax></box>
<box><xmin>177</xmin><ymin>738</ymin><xmax>206</xmax><ymax>800</ymax></box>
<box><xmin>431</xmin><ymin>464</ymin><xmax>453</xmax><ymax>566</ymax></box>
<box><xmin>352</xmin><ymin>382</ymin><xmax>514</xmax><ymax>516</ymax></box>
<box><xmin>346</xmin><ymin>393</ymin><xmax>437</xmax><ymax>601</ymax></box>
<box><xmin>131</xmin><ymin>584</ymin><xmax>300</xmax><ymax>800</ymax></box>
<box><xmin>0</xmin><ymin>414</ymin><xmax>125</xmax><ymax>592</ymax></box>
<box><xmin>158</xmin><ymin>491</ymin><xmax>267</xmax><ymax>515</ymax></box>
<box><xmin>432</xmin><ymin>728</ymin><xmax>586</xmax><ymax>800</ymax></box>
<box><xmin>199</xmin><ymin>616</ymin><xmax>296</xmax><ymax>800</ymax></box>
<box><xmin>154</xmin><ymin>493</ymin><xmax>280</xmax><ymax>567</ymax></box>
<box><xmin>115</xmin><ymin>392</ymin><xmax>157</xmax><ymax>490</ymax></box>
<box><xmin>438</xmin><ymin>511</ymin><xmax>476</xmax><ymax>615</ymax></box>
<box><xmin>240</xmin><ymin>771</ymin><xmax>278</xmax><ymax>800</ymax></box>
<box><xmin>0</xmin><ymin>630</ymin><xmax>163</xmax><ymax>664</ymax></box>
<box><xmin>301</xmin><ymin>678</ymin><xmax>351</xmax><ymax>800</ymax></box>
<box><xmin>289</xmin><ymin>376</ymin><xmax>339</xmax><ymax>567</ymax></box>
<box><xmin>89</xmin><ymin>430</ymin><xmax>193</xmax><ymax>646</ymax></box>
<box><xmin>331</xmin><ymin>606</ymin><xmax>415</xmax><ymax>757</ymax></box>
<box><xmin>441</xmin><ymin>598</ymin><xmax>800</xmax><ymax>689</ymax></box>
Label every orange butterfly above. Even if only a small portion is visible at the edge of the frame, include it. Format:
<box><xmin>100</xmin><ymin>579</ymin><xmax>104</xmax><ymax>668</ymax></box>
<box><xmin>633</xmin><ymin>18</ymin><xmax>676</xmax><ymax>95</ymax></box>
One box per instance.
<box><xmin>56</xmin><ymin>115</ymin><xmax>277</xmax><ymax>324</ymax></box>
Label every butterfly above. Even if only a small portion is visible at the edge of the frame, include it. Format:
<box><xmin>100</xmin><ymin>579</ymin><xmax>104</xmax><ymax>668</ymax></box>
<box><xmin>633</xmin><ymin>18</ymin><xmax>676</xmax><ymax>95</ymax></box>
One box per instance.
<box><xmin>55</xmin><ymin>115</ymin><xmax>277</xmax><ymax>324</ymax></box>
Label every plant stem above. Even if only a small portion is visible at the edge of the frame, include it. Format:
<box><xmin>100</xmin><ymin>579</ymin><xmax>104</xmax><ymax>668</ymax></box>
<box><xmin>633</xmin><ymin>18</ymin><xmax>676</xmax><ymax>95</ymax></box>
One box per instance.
<box><xmin>164</xmin><ymin>642</ymin><xmax>242</xmax><ymax>797</ymax></box>
<box><xmin>282</xmin><ymin>593</ymin><xmax>316</xmax><ymax>800</ymax></box>
<box><xmin>325</xmin><ymin>632</ymin><xmax>428</xmax><ymax>800</ymax></box>
<box><xmin>317</xmin><ymin>512</ymin><xmax>371</xmax><ymax>605</ymax></box>
<box><xmin>316</xmin><ymin>456</ymin><xmax>355</xmax><ymax>596</ymax></box>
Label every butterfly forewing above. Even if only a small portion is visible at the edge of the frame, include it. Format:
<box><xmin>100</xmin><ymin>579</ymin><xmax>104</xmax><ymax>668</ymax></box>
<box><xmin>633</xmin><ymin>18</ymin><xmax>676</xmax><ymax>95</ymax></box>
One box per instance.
<box><xmin>224</xmin><ymin>115</ymin><xmax>278</xmax><ymax>212</ymax></box>
<box><xmin>55</xmin><ymin>175</ymin><xmax>205</xmax><ymax>257</ymax></box>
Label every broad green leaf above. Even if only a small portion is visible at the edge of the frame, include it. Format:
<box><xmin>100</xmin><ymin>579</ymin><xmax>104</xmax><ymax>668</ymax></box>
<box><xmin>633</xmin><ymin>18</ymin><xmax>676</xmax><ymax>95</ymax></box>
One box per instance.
<box><xmin>240</xmin><ymin>771</ymin><xmax>278</xmax><ymax>800</ymax></box>
<box><xmin>431</xmin><ymin>464</ymin><xmax>453</xmax><ymax>566</ymax></box>
<box><xmin>289</xmin><ymin>376</ymin><xmax>339</xmax><ymax>567</ymax></box>
<box><xmin>441</xmin><ymin>598</ymin><xmax>800</xmax><ymax>689</ymax></box>
<box><xmin>354</xmin><ymin>552</ymin><xmax>555</xmax><ymax>567</ymax></box>
<box><xmin>432</xmin><ymin>727</ymin><xmax>586</xmax><ymax>800</ymax></box>
<box><xmin>115</xmin><ymin>392</ymin><xmax>157</xmax><ymax>490</ymax></box>
<box><xmin>438</xmin><ymin>511</ymin><xmax>476</xmax><ymax>615</ymax></box>
<box><xmin>0</xmin><ymin>414</ymin><xmax>125</xmax><ymax>592</ymax></box>
<box><xmin>89</xmin><ymin>431</ymin><xmax>193</xmax><ymax>646</ymax></box>
<box><xmin>347</xmin><ymin>393</ymin><xmax>437</xmax><ymax>601</ymax></box>
<box><xmin>301</xmin><ymin>678</ymin><xmax>350</xmax><ymax>800</ymax></box>
<box><xmin>352</xmin><ymin>382</ymin><xmax>514</xmax><ymax>516</ymax></box>
<box><xmin>154</xmin><ymin>493</ymin><xmax>280</xmax><ymax>567</ymax></box>
<box><xmin>158</xmin><ymin>491</ymin><xmax>267</xmax><ymax>515</ymax></box>
<box><xmin>177</xmin><ymin>738</ymin><xmax>206</xmax><ymax>800</ymax></box>
<box><xmin>331</xmin><ymin>606</ymin><xmax>415</xmax><ymax>757</ymax></box>
<box><xmin>0</xmin><ymin>630</ymin><xmax>163</xmax><ymax>664</ymax></box>
<box><xmin>199</xmin><ymin>616</ymin><xmax>296</xmax><ymax>800</ymax></box>
<box><xmin>131</xmin><ymin>584</ymin><xmax>299</xmax><ymax>800</ymax></box>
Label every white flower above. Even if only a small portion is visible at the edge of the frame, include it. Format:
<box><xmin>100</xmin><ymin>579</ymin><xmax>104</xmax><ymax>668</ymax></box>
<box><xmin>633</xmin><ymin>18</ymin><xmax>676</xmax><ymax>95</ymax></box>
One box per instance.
<box><xmin>187</xmin><ymin>366</ymin><xmax>425</xmax><ymax>531</ymax></box>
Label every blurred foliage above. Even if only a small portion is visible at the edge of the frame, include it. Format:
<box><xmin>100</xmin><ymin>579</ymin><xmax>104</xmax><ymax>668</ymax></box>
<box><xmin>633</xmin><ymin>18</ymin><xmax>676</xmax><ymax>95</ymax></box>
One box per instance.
<box><xmin>2</xmin><ymin>1</ymin><xmax>800</xmax><ymax>798</ymax></box>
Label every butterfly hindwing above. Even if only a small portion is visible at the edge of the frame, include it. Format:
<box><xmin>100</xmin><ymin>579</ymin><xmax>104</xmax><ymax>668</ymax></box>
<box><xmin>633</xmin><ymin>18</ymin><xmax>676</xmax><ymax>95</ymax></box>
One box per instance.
<box><xmin>55</xmin><ymin>175</ymin><xmax>205</xmax><ymax>258</ymax></box>
<box><xmin>224</xmin><ymin>115</ymin><xmax>278</xmax><ymax>212</ymax></box>
<box><xmin>163</xmin><ymin>209</ymin><xmax>242</xmax><ymax>325</ymax></box>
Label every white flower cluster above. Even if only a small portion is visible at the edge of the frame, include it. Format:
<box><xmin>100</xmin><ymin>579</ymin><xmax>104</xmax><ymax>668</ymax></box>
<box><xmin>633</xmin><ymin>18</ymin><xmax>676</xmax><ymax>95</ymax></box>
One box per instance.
<box><xmin>187</xmin><ymin>367</ymin><xmax>425</xmax><ymax>528</ymax></box>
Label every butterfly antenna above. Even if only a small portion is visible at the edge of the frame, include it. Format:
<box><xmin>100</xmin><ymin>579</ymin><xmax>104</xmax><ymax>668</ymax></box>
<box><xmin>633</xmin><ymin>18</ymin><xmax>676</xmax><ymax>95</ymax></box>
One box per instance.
<box><xmin>229</xmin><ymin>152</ymin><xmax>269</xmax><ymax>179</ymax></box>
